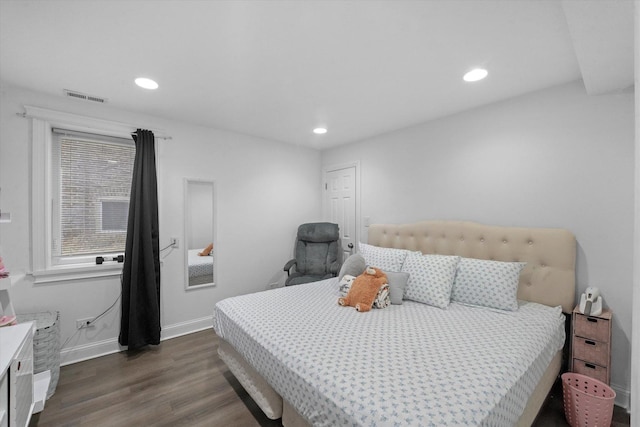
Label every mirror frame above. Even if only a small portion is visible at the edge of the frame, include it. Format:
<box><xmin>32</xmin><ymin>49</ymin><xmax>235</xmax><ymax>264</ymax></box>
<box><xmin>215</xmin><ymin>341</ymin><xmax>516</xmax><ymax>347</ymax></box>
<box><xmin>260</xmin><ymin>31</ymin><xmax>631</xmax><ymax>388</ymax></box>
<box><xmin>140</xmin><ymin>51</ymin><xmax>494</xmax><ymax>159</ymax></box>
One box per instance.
<box><xmin>183</xmin><ymin>178</ymin><xmax>216</xmax><ymax>290</ymax></box>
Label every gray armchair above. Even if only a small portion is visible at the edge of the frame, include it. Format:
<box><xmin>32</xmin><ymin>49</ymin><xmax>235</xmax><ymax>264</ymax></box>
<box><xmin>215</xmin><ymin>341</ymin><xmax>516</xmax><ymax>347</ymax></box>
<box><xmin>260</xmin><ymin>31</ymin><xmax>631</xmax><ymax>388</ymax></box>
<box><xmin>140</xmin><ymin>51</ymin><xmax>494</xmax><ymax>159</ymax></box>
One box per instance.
<box><xmin>284</xmin><ymin>222</ymin><xmax>343</xmax><ymax>286</ymax></box>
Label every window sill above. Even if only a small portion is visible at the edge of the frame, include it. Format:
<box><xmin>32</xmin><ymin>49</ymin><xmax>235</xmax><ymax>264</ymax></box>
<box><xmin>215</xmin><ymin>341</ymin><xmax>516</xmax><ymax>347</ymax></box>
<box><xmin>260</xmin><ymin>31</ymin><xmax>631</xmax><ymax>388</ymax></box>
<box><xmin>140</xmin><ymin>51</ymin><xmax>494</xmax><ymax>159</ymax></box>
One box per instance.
<box><xmin>31</xmin><ymin>264</ymin><xmax>123</xmax><ymax>284</ymax></box>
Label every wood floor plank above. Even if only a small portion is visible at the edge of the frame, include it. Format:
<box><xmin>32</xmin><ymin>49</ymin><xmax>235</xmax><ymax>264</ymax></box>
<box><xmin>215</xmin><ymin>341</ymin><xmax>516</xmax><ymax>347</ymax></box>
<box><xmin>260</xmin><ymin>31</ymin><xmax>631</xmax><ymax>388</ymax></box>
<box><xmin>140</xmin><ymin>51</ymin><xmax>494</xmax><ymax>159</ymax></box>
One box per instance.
<box><xmin>29</xmin><ymin>329</ymin><xmax>629</xmax><ymax>427</ymax></box>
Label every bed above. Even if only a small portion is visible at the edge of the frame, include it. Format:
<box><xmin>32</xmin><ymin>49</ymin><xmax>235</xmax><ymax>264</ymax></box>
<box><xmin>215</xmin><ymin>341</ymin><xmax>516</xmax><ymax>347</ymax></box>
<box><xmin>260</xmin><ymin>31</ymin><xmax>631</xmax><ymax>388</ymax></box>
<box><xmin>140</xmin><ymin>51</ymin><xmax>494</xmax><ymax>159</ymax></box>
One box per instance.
<box><xmin>188</xmin><ymin>248</ymin><xmax>214</xmax><ymax>286</ymax></box>
<box><xmin>213</xmin><ymin>220</ymin><xmax>576</xmax><ymax>426</ymax></box>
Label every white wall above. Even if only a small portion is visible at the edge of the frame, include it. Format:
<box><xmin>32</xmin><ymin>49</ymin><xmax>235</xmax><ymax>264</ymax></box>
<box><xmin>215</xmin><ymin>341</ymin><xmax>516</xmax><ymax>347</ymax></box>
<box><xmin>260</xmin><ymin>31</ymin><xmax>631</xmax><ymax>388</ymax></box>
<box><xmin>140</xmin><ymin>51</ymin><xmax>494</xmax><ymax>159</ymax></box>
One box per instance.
<box><xmin>0</xmin><ymin>82</ymin><xmax>321</xmax><ymax>363</ymax></box>
<box><xmin>631</xmin><ymin>1</ymin><xmax>639</xmax><ymax>421</ymax></box>
<box><xmin>322</xmin><ymin>80</ymin><xmax>635</xmax><ymax>407</ymax></box>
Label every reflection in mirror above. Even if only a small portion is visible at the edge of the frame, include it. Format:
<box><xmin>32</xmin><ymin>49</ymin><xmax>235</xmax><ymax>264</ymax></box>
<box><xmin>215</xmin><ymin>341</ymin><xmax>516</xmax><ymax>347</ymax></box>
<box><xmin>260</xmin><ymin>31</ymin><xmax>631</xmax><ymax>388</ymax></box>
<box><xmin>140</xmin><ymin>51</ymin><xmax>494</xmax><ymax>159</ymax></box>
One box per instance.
<box><xmin>184</xmin><ymin>179</ymin><xmax>215</xmax><ymax>289</ymax></box>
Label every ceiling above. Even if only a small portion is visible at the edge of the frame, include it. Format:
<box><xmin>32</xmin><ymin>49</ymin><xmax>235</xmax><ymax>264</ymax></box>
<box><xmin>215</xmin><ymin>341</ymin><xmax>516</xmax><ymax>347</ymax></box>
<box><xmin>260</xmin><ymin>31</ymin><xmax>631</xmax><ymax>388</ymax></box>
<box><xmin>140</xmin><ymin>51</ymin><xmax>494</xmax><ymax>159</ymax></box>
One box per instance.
<box><xmin>0</xmin><ymin>0</ymin><xmax>634</xmax><ymax>149</ymax></box>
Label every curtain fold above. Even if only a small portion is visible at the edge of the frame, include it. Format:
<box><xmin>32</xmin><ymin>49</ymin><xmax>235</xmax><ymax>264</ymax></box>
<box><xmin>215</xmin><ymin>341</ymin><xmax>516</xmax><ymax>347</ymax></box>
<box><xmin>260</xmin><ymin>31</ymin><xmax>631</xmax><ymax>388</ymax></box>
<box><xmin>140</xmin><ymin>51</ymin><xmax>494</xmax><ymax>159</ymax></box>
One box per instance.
<box><xmin>119</xmin><ymin>129</ymin><xmax>161</xmax><ymax>349</ymax></box>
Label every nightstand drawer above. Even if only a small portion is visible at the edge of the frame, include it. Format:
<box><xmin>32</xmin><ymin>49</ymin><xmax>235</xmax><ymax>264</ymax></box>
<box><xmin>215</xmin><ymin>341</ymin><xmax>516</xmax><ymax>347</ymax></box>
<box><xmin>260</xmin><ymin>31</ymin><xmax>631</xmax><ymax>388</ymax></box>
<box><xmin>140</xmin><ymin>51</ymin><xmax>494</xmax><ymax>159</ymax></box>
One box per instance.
<box><xmin>572</xmin><ymin>358</ymin><xmax>609</xmax><ymax>384</ymax></box>
<box><xmin>574</xmin><ymin>314</ymin><xmax>610</xmax><ymax>343</ymax></box>
<box><xmin>572</xmin><ymin>336</ymin><xmax>608</xmax><ymax>366</ymax></box>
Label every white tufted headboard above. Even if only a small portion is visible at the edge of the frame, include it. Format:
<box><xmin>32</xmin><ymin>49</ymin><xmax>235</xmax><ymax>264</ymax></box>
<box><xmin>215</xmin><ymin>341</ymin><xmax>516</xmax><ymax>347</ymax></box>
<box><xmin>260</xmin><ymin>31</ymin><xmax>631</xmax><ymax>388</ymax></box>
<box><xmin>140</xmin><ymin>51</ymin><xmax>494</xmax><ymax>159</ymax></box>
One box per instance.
<box><xmin>367</xmin><ymin>221</ymin><xmax>576</xmax><ymax>313</ymax></box>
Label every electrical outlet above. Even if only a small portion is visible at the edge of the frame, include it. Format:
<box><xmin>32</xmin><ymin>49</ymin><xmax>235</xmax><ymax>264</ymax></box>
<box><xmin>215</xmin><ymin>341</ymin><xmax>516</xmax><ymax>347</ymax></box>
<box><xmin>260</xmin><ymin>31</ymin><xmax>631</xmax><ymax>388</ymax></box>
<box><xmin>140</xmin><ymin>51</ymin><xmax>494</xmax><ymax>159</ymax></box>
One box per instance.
<box><xmin>268</xmin><ymin>282</ymin><xmax>280</xmax><ymax>289</ymax></box>
<box><xmin>76</xmin><ymin>318</ymin><xmax>95</xmax><ymax>329</ymax></box>
<box><xmin>171</xmin><ymin>237</ymin><xmax>179</xmax><ymax>248</ymax></box>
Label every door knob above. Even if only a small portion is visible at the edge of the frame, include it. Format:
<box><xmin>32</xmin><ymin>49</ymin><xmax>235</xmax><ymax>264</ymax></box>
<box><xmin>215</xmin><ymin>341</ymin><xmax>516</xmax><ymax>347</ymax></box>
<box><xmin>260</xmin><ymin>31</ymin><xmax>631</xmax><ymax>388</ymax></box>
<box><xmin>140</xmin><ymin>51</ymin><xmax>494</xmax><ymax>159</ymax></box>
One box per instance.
<box><xmin>348</xmin><ymin>243</ymin><xmax>354</xmax><ymax>249</ymax></box>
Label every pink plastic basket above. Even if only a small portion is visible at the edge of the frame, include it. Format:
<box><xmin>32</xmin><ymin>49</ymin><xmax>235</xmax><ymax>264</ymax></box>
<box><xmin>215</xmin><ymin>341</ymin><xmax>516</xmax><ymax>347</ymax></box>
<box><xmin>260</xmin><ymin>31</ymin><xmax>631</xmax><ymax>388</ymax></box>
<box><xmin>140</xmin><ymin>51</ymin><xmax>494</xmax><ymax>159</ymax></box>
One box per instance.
<box><xmin>562</xmin><ymin>372</ymin><xmax>616</xmax><ymax>427</ymax></box>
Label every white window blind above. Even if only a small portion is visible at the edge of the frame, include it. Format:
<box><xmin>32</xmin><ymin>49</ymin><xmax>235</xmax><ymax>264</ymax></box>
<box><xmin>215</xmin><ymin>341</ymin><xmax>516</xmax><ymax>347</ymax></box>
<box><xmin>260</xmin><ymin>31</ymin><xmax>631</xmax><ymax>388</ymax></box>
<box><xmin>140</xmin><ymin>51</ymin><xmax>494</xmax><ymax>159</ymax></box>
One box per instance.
<box><xmin>100</xmin><ymin>200</ymin><xmax>129</xmax><ymax>232</ymax></box>
<box><xmin>51</xmin><ymin>129</ymin><xmax>135</xmax><ymax>264</ymax></box>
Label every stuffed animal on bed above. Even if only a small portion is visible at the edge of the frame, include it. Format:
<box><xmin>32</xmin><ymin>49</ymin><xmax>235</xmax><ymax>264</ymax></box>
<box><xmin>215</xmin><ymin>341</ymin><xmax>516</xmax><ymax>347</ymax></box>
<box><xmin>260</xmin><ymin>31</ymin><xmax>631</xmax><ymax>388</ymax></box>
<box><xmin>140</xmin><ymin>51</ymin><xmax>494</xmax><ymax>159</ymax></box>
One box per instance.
<box><xmin>338</xmin><ymin>267</ymin><xmax>388</xmax><ymax>312</ymax></box>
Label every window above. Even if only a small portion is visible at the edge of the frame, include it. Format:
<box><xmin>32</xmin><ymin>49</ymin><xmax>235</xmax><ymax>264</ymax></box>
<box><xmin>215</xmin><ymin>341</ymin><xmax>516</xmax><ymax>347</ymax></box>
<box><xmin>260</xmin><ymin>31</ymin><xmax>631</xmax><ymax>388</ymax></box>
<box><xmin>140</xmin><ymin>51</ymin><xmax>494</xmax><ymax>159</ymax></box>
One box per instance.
<box><xmin>51</xmin><ymin>129</ymin><xmax>134</xmax><ymax>266</ymax></box>
<box><xmin>28</xmin><ymin>106</ymin><xmax>141</xmax><ymax>282</ymax></box>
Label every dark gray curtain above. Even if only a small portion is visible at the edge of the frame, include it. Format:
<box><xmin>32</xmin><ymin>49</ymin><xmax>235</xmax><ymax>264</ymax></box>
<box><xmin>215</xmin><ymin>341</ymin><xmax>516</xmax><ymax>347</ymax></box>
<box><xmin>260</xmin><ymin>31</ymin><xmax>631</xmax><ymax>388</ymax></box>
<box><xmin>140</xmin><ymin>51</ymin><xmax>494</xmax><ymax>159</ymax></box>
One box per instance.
<box><xmin>119</xmin><ymin>129</ymin><xmax>161</xmax><ymax>349</ymax></box>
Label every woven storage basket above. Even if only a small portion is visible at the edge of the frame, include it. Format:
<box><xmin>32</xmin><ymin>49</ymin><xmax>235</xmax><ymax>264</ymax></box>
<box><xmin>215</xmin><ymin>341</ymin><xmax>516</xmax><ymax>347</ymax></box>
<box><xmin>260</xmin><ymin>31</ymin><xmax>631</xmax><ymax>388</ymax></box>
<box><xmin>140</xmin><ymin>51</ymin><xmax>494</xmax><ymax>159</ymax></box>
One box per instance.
<box><xmin>16</xmin><ymin>311</ymin><xmax>61</xmax><ymax>399</ymax></box>
<box><xmin>562</xmin><ymin>372</ymin><xmax>615</xmax><ymax>427</ymax></box>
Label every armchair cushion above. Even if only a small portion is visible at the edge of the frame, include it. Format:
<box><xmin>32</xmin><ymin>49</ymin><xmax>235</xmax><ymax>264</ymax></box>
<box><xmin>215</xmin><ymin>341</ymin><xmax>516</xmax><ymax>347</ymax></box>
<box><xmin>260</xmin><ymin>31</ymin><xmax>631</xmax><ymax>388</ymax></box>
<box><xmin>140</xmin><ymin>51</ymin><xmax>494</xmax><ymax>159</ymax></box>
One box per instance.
<box><xmin>297</xmin><ymin>222</ymin><xmax>340</xmax><ymax>242</ymax></box>
<box><xmin>296</xmin><ymin>241</ymin><xmax>340</xmax><ymax>275</ymax></box>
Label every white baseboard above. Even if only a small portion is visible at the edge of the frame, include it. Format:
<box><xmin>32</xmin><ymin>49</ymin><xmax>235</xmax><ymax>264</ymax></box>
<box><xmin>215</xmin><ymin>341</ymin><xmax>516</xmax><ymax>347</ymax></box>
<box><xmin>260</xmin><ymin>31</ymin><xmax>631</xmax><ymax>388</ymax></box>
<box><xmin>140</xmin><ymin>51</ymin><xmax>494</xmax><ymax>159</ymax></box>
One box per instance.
<box><xmin>60</xmin><ymin>315</ymin><xmax>214</xmax><ymax>367</ymax></box>
<box><xmin>160</xmin><ymin>315</ymin><xmax>213</xmax><ymax>341</ymax></box>
<box><xmin>60</xmin><ymin>337</ymin><xmax>123</xmax><ymax>367</ymax></box>
<box><xmin>611</xmin><ymin>382</ymin><xmax>630</xmax><ymax>412</ymax></box>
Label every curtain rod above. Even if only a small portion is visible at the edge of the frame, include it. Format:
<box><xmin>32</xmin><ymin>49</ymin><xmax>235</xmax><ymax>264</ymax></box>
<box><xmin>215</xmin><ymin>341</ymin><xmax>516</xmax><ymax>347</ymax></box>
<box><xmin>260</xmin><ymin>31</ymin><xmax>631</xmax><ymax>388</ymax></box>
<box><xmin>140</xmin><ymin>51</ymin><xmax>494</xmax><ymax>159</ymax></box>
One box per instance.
<box><xmin>16</xmin><ymin>111</ymin><xmax>173</xmax><ymax>140</ymax></box>
<box><xmin>131</xmin><ymin>131</ymin><xmax>172</xmax><ymax>141</ymax></box>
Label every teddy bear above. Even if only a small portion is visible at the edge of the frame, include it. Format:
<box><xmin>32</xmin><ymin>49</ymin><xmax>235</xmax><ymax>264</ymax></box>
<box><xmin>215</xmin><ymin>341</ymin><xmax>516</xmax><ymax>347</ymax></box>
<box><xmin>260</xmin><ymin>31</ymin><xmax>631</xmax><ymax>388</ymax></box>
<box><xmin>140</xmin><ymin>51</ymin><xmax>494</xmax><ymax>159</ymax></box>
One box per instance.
<box><xmin>198</xmin><ymin>243</ymin><xmax>213</xmax><ymax>256</ymax></box>
<box><xmin>338</xmin><ymin>267</ymin><xmax>388</xmax><ymax>312</ymax></box>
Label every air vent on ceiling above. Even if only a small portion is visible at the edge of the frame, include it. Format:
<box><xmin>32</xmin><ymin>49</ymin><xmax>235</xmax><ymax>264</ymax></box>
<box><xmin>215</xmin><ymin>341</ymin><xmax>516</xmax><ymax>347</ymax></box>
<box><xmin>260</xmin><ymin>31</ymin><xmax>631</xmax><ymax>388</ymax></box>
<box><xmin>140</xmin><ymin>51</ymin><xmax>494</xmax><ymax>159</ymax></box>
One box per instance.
<box><xmin>63</xmin><ymin>89</ymin><xmax>107</xmax><ymax>104</ymax></box>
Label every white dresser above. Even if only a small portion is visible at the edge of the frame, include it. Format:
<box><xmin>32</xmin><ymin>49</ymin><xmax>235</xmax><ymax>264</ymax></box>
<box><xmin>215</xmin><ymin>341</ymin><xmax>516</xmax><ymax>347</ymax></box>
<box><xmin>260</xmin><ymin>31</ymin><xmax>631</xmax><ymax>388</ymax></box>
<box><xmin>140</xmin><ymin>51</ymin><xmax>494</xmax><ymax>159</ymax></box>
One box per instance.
<box><xmin>0</xmin><ymin>322</ymin><xmax>35</xmax><ymax>427</ymax></box>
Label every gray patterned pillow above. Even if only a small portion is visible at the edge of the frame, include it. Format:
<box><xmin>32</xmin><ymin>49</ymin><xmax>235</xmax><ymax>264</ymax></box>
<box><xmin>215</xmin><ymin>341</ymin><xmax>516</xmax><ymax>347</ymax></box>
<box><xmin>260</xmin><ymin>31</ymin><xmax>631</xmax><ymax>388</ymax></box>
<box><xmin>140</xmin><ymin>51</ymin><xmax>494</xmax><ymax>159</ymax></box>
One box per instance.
<box><xmin>401</xmin><ymin>254</ymin><xmax>460</xmax><ymax>308</ymax></box>
<box><xmin>451</xmin><ymin>258</ymin><xmax>526</xmax><ymax>311</ymax></box>
<box><xmin>358</xmin><ymin>242</ymin><xmax>409</xmax><ymax>272</ymax></box>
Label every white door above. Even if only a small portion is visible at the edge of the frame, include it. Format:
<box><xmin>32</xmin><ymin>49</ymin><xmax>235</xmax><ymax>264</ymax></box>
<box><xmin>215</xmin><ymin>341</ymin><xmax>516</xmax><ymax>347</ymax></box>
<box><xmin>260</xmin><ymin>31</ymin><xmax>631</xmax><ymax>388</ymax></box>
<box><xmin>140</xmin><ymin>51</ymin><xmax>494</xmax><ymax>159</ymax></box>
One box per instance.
<box><xmin>324</xmin><ymin>165</ymin><xmax>357</xmax><ymax>260</ymax></box>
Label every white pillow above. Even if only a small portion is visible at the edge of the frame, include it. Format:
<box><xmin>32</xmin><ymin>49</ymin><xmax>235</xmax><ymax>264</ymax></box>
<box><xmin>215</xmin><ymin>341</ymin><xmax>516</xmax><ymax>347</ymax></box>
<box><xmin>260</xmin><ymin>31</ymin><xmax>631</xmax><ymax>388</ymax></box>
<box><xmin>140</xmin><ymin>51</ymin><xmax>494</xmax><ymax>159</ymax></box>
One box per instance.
<box><xmin>358</xmin><ymin>242</ymin><xmax>409</xmax><ymax>272</ymax></box>
<box><xmin>451</xmin><ymin>258</ymin><xmax>526</xmax><ymax>311</ymax></box>
<box><xmin>401</xmin><ymin>253</ymin><xmax>460</xmax><ymax>308</ymax></box>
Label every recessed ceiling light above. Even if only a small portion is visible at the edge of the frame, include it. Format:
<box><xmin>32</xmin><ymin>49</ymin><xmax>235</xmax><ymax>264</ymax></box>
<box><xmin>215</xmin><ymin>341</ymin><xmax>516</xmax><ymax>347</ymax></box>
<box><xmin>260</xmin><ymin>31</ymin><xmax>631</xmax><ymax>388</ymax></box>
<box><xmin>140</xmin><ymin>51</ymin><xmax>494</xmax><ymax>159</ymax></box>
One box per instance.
<box><xmin>313</xmin><ymin>127</ymin><xmax>327</xmax><ymax>135</ymax></box>
<box><xmin>135</xmin><ymin>77</ymin><xmax>159</xmax><ymax>90</ymax></box>
<box><xmin>463</xmin><ymin>68</ymin><xmax>488</xmax><ymax>82</ymax></box>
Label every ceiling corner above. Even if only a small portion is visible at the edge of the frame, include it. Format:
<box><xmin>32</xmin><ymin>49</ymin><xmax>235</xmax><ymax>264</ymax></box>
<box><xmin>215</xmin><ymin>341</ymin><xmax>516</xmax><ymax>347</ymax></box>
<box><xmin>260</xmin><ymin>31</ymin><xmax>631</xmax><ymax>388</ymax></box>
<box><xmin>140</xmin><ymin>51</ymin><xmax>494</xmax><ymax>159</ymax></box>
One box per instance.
<box><xmin>561</xmin><ymin>0</ymin><xmax>635</xmax><ymax>95</ymax></box>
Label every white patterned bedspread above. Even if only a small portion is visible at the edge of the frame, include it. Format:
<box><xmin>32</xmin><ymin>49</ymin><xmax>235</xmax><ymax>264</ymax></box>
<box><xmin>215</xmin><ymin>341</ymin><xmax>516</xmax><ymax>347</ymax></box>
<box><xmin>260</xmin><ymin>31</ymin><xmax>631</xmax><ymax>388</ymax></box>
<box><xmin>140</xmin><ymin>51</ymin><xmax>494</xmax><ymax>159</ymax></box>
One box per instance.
<box><xmin>213</xmin><ymin>278</ymin><xmax>565</xmax><ymax>426</ymax></box>
<box><xmin>188</xmin><ymin>249</ymin><xmax>213</xmax><ymax>278</ymax></box>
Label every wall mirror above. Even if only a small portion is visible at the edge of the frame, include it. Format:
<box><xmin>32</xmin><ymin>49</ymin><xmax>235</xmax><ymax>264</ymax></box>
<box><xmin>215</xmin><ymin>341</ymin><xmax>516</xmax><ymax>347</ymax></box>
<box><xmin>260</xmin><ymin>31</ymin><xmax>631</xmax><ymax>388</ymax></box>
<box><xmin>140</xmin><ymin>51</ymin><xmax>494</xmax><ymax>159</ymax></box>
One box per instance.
<box><xmin>184</xmin><ymin>179</ymin><xmax>216</xmax><ymax>290</ymax></box>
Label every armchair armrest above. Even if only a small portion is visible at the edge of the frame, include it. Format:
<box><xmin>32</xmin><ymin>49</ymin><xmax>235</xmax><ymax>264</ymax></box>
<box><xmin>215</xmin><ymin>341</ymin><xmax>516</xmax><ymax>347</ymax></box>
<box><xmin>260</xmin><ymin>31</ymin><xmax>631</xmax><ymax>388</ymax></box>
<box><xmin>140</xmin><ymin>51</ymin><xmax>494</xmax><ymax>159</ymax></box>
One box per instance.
<box><xmin>284</xmin><ymin>259</ymin><xmax>297</xmax><ymax>276</ymax></box>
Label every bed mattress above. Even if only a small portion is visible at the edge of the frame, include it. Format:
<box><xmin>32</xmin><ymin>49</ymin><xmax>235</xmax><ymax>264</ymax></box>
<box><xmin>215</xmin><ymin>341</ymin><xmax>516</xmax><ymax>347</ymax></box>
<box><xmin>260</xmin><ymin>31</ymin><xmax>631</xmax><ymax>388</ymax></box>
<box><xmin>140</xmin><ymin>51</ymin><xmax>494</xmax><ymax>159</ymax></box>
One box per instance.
<box><xmin>213</xmin><ymin>278</ymin><xmax>565</xmax><ymax>426</ymax></box>
<box><xmin>188</xmin><ymin>249</ymin><xmax>213</xmax><ymax>278</ymax></box>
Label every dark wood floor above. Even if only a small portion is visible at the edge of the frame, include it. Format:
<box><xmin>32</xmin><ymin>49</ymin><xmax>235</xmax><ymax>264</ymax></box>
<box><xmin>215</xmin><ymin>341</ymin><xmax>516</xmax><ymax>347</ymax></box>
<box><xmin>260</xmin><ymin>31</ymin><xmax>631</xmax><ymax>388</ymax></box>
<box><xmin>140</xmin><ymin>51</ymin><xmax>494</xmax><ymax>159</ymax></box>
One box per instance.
<box><xmin>30</xmin><ymin>329</ymin><xmax>630</xmax><ymax>427</ymax></box>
